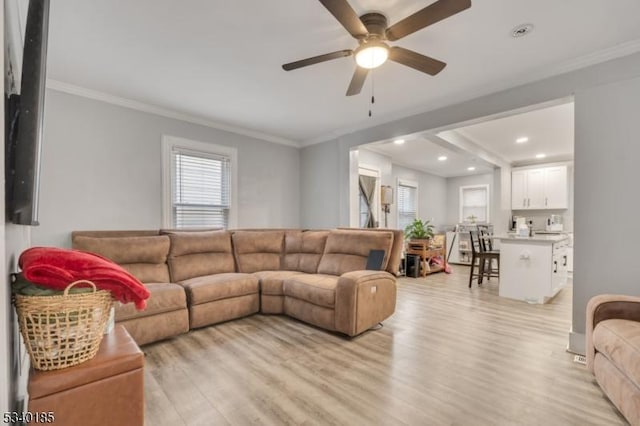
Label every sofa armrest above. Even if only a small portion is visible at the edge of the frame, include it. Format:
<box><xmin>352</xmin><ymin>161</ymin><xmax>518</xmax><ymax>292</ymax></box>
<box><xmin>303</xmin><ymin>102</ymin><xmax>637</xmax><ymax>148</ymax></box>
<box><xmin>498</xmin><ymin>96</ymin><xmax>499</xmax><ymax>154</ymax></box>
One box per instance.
<box><xmin>335</xmin><ymin>270</ymin><xmax>396</xmax><ymax>337</ymax></box>
<box><xmin>586</xmin><ymin>294</ymin><xmax>640</xmax><ymax>372</ymax></box>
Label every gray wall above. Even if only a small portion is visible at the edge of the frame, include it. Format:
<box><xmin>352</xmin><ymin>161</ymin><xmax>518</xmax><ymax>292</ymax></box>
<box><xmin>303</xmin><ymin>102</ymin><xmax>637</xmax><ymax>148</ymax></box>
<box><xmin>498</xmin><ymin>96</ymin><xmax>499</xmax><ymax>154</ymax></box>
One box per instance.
<box><xmin>32</xmin><ymin>90</ymin><xmax>301</xmax><ymax>247</ymax></box>
<box><xmin>391</xmin><ymin>165</ymin><xmax>447</xmax><ymax>230</ymax></box>
<box><xmin>493</xmin><ymin>167</ymin><xmax>512</xmax><ymax>235</ymax></box>
<box><xmin>573</xmin><ymin>75</ymin><xmax>640</xmax><ymax>335</ymax></box>
<box><xmin>300</xmin><ymin>139</ymin><xmax>340</xmax><ymax>228</ymax></box>
<box><xmin>354</xmin><ymin>148</ymin><xmax>447</xmax><ymax>230</ymax></box>
<box><xmin>300</xmin><ymin>51</ymin><xmax>640</xmax><ymax>353</ymax></box>
<box><xmin>3</xmin><ymin>226</ymin><xmax>31</xmax><ymax>413</ymax></box>
<box><xmin>445</xmin><ymin>173</ymin><xmax>494</xmax><ymax>227</ymax></box>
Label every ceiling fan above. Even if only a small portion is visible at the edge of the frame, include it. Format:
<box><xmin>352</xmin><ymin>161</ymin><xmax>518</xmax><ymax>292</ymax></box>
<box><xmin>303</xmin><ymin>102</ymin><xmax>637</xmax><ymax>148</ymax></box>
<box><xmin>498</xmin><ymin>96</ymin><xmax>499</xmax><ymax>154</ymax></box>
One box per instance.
<box><xmin>282</xmin><ymin>0</ymin><xmax>471</xmax><ymax>96</ymax></box>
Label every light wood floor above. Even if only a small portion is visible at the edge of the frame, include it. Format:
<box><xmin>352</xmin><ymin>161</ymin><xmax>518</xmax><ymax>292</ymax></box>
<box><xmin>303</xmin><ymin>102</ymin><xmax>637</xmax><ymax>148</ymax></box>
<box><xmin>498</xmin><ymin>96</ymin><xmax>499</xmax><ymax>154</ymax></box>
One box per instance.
<box><xmin>142</xmin><ymin>265</ymin><xmax>627</xmax><ymax>425</ymax></box>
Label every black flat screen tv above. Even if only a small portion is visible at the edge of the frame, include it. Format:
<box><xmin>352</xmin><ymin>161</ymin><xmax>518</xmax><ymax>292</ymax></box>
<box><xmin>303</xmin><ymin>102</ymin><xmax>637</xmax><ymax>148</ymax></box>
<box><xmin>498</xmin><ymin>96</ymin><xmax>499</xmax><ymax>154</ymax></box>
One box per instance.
<box><xmin>5</xmin><ymin>0</ymin><xmax>50</xmax><ymax>225</ymax></box>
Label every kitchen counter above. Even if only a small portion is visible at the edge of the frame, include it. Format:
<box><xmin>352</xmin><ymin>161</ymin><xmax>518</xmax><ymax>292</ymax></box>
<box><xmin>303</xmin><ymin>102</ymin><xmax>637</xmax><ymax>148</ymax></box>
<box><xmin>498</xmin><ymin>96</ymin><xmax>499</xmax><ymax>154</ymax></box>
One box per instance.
<box><xmin>494</xmin><ymin>234</ymin><xmax>570</xmax><ymax>303</ymax></box>
<box><xmin>494</xmin><ymin>233</ymin><xmax>569</xmax><ymax>243</ymax></box>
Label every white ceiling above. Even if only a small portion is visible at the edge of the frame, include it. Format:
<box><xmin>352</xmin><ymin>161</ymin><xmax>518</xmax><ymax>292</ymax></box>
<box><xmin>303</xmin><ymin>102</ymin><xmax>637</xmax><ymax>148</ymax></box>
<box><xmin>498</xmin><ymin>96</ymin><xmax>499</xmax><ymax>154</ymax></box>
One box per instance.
<box><xmin>47</xmin><ymin>0</ymin><xmax>640</xmax><ymax>144</ymax></box>
<box><xmin>454</xmin><ymin>102</ymin><xmax>574</xmax><ymax>165</ymax></box>
<box><xmin>366</xmin><ymin>137</ymin><xmax>495</xmax><ymax>178</ymax></box>
<box><xmin>364</xmin><ymin>101</ymin><xmax>573</xmax><ymax>176</ymax></box>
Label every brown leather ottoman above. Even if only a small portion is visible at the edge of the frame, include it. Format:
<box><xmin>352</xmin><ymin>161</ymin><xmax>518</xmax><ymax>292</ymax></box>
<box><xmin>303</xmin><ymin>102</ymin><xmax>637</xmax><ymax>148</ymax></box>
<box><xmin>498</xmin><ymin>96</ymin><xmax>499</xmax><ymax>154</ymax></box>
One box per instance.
<box><xmin>28</xmin><ymin>325</ymin><xmax>144</xmax><ymax>426</ymax></box>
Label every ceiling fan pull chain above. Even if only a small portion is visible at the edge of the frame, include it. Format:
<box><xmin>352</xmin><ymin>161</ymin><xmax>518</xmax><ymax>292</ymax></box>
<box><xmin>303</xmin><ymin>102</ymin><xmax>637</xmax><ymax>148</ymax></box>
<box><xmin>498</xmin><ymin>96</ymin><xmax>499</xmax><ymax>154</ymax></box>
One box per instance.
<box><xmin>369</xmin><ymin>69</ymin><xmax>375</xmax><ymax>117</ymax></box>
<box><xmin>371</xmin><ymin>68</ymin><xmax>375</xmax><ymax>104</ymax></box>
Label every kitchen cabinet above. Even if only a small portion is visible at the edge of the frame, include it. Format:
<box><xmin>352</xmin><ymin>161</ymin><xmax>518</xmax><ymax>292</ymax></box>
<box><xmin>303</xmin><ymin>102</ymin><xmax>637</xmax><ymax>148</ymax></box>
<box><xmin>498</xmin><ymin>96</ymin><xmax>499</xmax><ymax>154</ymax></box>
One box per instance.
<box><xmin>511</xmin><ymin>170</ymin><xmax>527</xmax><ymax>209</ymax></box>
<box><xmin>566</xmin><ymin>248</ymin><xmax>574</xmax><ymax>272</ymax></box>
<box><xmin>544</xmin><ymin>166</ymin><xmax>568</xmax><ymax>208</ymax></box>
<box><xmin>566</xmin><ymin>233</ymin><xmax>574</xmax><ymax>272</ymax></box>
<box><xmin>494</xmin><ymin>234</ymin><xmax>569</xmax><ymax>303</ymax></box>
<box><xmin>511</xmin><ymin>165</ymin><xmax>568</xmax><ymax>210</ymax></box>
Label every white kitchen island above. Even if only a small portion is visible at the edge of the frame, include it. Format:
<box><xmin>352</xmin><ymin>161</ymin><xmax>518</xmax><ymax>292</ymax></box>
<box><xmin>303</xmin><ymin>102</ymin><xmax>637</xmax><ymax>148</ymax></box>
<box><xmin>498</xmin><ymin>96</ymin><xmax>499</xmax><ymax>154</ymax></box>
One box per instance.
<box><xmin>493</xmin><ymin>234</ymin><xmax>570</xmax><ymax>304</ymax></box>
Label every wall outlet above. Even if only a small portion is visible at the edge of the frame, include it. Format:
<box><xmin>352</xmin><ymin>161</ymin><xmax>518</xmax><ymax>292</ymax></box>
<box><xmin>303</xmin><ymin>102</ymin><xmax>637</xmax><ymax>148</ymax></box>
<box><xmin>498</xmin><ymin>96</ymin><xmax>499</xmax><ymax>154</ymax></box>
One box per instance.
<box><xmin>574</xmin><ymin>355</ymin><xmax>587</xmax><ymax>365</ymax></box>
<box><xmin>370</xmin><ymin>286</ymin><xmax>377</xmax><ymax>294</ymax></box>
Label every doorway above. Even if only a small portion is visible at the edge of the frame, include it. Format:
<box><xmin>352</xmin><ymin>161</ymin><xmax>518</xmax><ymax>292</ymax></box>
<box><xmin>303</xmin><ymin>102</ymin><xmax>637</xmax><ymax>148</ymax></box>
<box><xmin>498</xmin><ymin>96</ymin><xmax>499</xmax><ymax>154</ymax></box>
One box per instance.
<box><xmin>357</xmin><ymin>165</ymin><xmax>380</xmax><ymax>228</ymax></box>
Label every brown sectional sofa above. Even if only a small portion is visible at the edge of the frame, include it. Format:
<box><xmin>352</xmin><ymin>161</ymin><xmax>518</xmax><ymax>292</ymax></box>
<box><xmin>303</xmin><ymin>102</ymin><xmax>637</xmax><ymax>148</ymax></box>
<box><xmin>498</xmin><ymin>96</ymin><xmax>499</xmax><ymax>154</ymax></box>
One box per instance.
<box><xmin>586</xmin><ymin>294</ymin><xmax>640</xmax><ymax>426</ymax></box>
<box><xmin>72</xmin><ymin>228</ymin><xmax>402</xmax><ymax>345</ymax></box>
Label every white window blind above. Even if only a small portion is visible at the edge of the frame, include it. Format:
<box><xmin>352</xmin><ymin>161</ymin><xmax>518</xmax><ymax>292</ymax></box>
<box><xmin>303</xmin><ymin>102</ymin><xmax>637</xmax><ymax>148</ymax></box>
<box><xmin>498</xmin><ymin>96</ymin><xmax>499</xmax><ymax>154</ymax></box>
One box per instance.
<box><xmin>172</xmin><ymin>148</ymin><xmax>230</xmax><ymax>228</ymax></box>
<box><xmin>397</xmin><ymin>182</ymin><xmax>417</xmax><ymax>230</ymax></box>
<box><xmin>460</xmin><ymin>185</ymin><xmax>489</xmax><ymax>223</ymax></box>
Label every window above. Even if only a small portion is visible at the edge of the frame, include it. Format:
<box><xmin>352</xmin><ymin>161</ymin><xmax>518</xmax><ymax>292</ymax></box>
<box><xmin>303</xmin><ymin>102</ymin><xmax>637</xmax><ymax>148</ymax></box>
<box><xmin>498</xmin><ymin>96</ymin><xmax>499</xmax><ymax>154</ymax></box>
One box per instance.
<box><xmin>162</xmin><ymin>136</ymin><xmax>237</xmax><ymax>229</ymax></box>
<box><xmin>459</xmin><ymin>184</ymin><xmax>489</xmax><ymax>223</ymax></box>
<box><xmin>397</xmin><ymin>179</ymin><xmax>418</xmax><ymax>230</ymax></box>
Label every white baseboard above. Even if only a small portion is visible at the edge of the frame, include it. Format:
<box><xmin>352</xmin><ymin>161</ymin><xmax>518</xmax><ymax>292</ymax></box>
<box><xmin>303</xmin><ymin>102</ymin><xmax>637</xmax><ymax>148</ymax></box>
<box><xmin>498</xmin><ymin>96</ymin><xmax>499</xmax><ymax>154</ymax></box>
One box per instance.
<box><xmin>567</xmin><ymin>331</ymin><xmax>586</xmax><ymax>355</ymax></box>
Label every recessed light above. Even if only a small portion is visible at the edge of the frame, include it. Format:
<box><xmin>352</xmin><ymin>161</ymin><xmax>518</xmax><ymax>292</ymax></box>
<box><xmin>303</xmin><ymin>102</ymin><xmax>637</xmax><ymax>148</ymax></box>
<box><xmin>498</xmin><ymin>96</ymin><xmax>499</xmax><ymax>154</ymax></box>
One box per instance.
<box><xmin>467</xmin><ymin>167</ymin><xmax>476</xmax><ymax>171</ymax></box>
<box><xmin>516</xmin><ymin>137</ymin><xmax>529</xmax><ymax>144</ymax></box>
<box><xmin>438</xmin><ymin>156</ymin><xmax>448</xmax><ymax>161</ymax></box>
<box><xmin>393</xmin><ymin>139</ymin><xmax>405</xmax><ymax>145</ymax></box>
<box><xmin>536</xmin><ymin>153</ymin><xmax>546</xmax><ymax>159</ymax></box>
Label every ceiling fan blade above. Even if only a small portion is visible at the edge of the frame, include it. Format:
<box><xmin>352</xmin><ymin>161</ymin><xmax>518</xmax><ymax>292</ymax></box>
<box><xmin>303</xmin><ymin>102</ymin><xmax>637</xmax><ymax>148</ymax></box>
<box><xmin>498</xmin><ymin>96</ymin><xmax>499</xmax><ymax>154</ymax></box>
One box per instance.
<box><xmin>282</xmin><ymin>50</ymin><xmax>353</xmax><ymax>71</ymax></box>
<box><xmin>388</xmin><ymin>47</ymin><xmax>446</xmax><ymax>75</ymax></box>
<box><xmin>346</xmin><ymin>67</ymin><xmax>369</xmax><ymax>96</ymax></box>
<box><xmin>386</xmin><ymin>0</ymin><xmax>471</xmax><ymax>41</ymax></box>
<box><xmin>319</xmin><ymin>0</ymin><xmax>368</xmax><ymax>39</ymax></box>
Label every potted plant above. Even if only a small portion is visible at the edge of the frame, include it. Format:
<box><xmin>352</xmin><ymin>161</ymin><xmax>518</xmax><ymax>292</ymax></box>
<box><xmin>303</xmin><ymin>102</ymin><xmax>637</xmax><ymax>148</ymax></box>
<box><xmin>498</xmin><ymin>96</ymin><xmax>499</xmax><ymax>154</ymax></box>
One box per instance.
<box><xmin>404</xmin><ymin>218</ymin><xmax>435</xmax><ymax>243</ymax></box>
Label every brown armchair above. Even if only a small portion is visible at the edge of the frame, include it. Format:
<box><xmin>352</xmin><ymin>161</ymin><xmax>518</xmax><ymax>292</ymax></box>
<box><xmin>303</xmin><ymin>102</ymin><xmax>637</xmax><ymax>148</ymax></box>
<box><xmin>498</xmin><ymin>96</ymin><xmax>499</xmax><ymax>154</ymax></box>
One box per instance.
<box><xmin>586</xmin><ymin>294</ymin><xmax>640</xmax><ymax>425</ymax></box>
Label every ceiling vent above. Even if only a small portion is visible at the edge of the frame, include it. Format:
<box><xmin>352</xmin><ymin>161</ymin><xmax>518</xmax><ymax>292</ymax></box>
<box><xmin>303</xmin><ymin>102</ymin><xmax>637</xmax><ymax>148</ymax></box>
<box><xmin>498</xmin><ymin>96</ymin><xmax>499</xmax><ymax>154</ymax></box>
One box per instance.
<box><xmin>511</xmin><ymin>23</ymin><xmax>534</xmax><ymax>38</ymax></box>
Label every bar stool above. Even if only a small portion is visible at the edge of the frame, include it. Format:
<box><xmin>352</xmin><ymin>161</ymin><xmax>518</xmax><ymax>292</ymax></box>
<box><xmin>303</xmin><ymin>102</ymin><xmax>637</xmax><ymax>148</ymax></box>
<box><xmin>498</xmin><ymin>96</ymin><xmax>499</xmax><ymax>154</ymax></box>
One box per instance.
<box><xmin>479</xmin><ymin>226</ymin><xmax>500</xmax><ymax>279</ymax></box>
<box><xmin>469</xmin><ymin>230</ymin><xmax>500</xmax><ymax>288</ymax></box>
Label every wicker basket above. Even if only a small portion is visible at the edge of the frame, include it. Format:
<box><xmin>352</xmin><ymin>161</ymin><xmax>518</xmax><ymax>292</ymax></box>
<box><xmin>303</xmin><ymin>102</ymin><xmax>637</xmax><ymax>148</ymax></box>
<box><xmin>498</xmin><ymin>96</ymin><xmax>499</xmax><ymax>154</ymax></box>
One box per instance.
<box><xmin>14</xmin><ymin>280</ymin><xmax>113</xmax><ymax>371</ymax></box>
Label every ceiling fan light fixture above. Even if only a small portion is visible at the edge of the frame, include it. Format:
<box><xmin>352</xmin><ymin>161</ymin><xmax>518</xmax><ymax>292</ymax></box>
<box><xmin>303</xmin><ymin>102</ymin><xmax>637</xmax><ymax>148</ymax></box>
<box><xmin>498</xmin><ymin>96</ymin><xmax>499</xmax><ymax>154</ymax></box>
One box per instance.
<box><xmin>355</xmin><ymin>42</ymin><xmax>389</xmax><ymax>69</ymax></box>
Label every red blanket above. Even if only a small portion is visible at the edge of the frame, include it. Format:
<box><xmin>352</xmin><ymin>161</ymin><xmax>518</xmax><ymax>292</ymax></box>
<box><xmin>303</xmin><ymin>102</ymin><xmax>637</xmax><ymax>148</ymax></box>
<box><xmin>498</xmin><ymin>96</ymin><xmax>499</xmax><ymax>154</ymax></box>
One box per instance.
<box><xmin>19</xmin><ymin>247</ymin><xmax>150</xmax><ymax>310</ymax></box>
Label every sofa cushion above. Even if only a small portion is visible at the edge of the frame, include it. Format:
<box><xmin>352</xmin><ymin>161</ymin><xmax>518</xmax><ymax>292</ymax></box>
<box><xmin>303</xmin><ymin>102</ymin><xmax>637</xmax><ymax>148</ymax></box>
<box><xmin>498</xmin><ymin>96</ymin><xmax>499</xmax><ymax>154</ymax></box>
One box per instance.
<box><xmin>179</xmin><ymin>273</ymin><xmax>259</xmax><ymax>305</ymax></box>
<box><xmin>72</xmin><ymin>235</ymin><xmax>171</xmax><ymax>283</ymax></box>
<box><xmin>317</xmin><ymin>230</ymin><xmax>393</xmax><ymax>276</ymax></box>
<box><xmin>283</xmin><ymin>230</ymin><xmax>329</xmax><ymax>273</ymax></box>
<box><xmin>115</xmin><ymin>283</ymin><xmax>186</xmax><ymax>322</ymax></box>
<box><xmin>284</xmin><ymin>297</ymin><xmax>335</xmax><ymax>331</ymax></box>
<box><xmin>119</xmin><ymin>264</ymin><xmax>170</xmax><ymax>284</ymax></box>
<box><xmin>339</xmin><ymin>228</ymin><xmax>404</xmax><ymax>275</ymax></box>
<box><xmin>232</xmin><ymin>231</ymin><xmax>284</xmax><ymax>273</ymax></box>
<box><xmin>593</xmin><ymin>319</ymin><xmax>640</xmax><ymax>388</ymax></box>
<box><xmin>283</xmin><ymin>274</ymin><xmax>338</xmax><ymax>309</ymax></box>
<box><xmin>253</xmin><ymin>270</ymin><xmax>306</xmax><ymax>296</ymax></box>
<box><xmin>72</xmin><ymin>230</ymin><xmax>160</xmax><ymax>238</ymax></box>
<box><xmin>165</xmin><ymin>231</ymin><xmax>235</xmax><ymax>282</ymax></box>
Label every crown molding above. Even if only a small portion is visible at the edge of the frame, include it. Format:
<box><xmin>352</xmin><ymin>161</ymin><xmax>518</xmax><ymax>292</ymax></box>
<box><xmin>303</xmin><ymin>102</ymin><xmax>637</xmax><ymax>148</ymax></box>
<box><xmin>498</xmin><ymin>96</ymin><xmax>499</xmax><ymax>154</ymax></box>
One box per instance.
<box><xmin>45</xmin><ymin>79</ymin><xmax>301</xmax><ymax>148</ymax></box>
<box><xmin>545</xmin><ymin>38</ymin><xmax>640</xmax><ymax>78</ymax></box>
<box><xmin>300</xmin><ymin>39</ymin><xmax>640</xmax><ymax>148</ymax></box>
